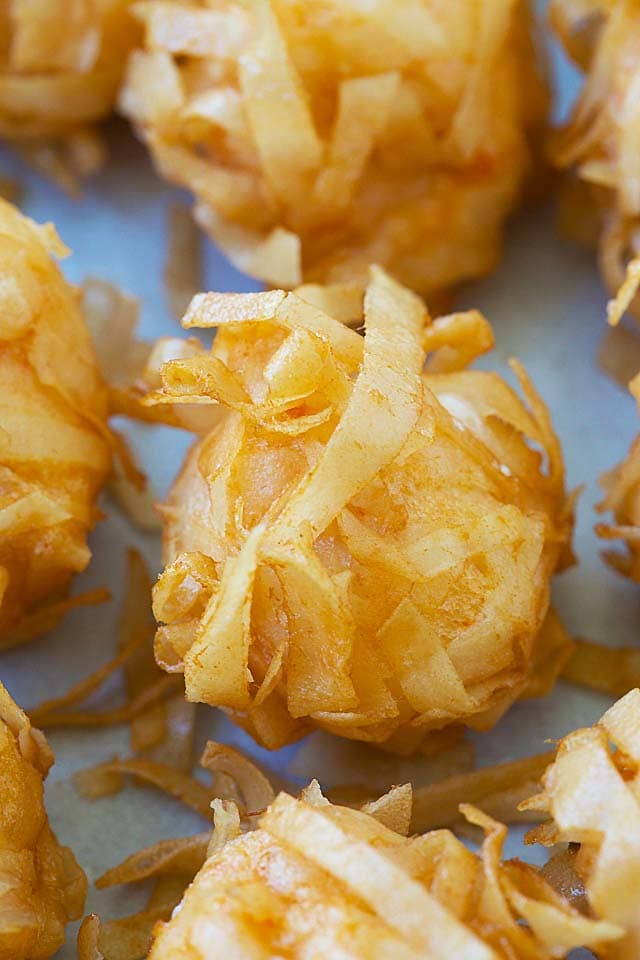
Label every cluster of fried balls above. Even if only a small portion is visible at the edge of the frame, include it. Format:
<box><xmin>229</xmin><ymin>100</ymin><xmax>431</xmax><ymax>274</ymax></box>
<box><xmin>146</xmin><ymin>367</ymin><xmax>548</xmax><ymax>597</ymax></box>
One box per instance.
<box><xmin>1</xmin><ymin>0</ymin><xmax>640</xmax><ymax>958</ymax></box>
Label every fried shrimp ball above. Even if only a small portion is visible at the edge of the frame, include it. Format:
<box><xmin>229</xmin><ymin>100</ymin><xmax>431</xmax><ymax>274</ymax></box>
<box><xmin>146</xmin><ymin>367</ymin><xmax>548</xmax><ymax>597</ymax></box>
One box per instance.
<box><xmin>146</xmin><ymin>783</ymin><xmax>615</xmax><ymax>960</ymax></box>
<box><xmin>550</xmin><ymin>0</ymin><xmax>640</xmax><ymax>310</ymax></box>
<box><xmin>0</xmin><ymin>0</ymin><xmax>137</xmax><ymax>179</ymax></box>
<box><xmin>0</xmin><ymin>199</ymin><xmax>111</xmax><ymax>647</ymax></box>
<box><xmin>120</xmin><ymin>0</ymin><xmax>547</xmax><ymax>295</ymax></box>
<box><xmin>149</xmin><ymin>268</ymin><xmax>574</xmax><ymax>753</ymax></box>
<box><xmin>0</xmin><ymin>681</ymin><xmax>87</xmax><ymax>960</ymax></box>
<box><xmin>525</xmin><ymin>688</ymin><xmax>640</xmax><ymax>959</ymax></box>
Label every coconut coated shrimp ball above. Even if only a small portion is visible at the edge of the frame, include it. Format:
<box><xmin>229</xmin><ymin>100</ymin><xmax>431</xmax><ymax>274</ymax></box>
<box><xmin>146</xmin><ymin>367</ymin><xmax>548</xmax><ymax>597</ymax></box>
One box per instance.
<box><xmin>0</xmin><ymin>199</ymin><xmax>111</xmax><ymax>647</ymax></box>
<box><xmin>122</xmin><ymin>0</ymin><xmax>546</xmax><ymax>296</ymax></box>
<box><xmin>149</xmin><ymin>269</ymin><xmax>573</xmax><ymax>753</ymax></box>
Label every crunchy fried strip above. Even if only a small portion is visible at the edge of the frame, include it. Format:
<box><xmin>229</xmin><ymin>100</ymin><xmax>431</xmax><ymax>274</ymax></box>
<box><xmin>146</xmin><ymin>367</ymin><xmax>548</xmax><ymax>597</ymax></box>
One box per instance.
<box><xmin>165</xmin><ymin>203</ymin><xmax>202</xmax><ymax>322</ymax></box>
<box><xmin>33</xmin><ymin>675</ymin><xmax>177</xmax><ymax>730</ymax></box>
<box><xmin>96</xmin><ymin>832</ymin><xmax>210</xmax><ymax>889</ymax></box>
<box><xmin>411</xmin><ymin>752</ymin><xmax>553</xmax><ymax>832</ymax></box>
<box><xmin>3</xmin><ymin>587</ymin><xmax>111</xmax><ymax>651</ymax></box>
<box><xmin>561</xmin><ymin>637</ymin><xmax>640</xmax><ymax>696</ymax></box>
<box><xmin>75</xmin><ymin>758</ymin><xmax>213</xmax><ymax>817</ymax></box>
<box><xmin>200</xmin><ymin>742</ymin><xmax>275</xmax><ymax>814</ymax></box>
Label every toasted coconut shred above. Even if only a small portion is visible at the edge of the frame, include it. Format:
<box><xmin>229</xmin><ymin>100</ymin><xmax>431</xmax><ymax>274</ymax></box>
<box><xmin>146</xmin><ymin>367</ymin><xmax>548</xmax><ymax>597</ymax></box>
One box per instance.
<box><xmin>550</xmin><ymin>0</ymin><xmax>640</xmax><ymax>315</ymax></box>
<box><xmin>0</xmin><ymin>1</ymin><xmax>138</xmax><ymax>187</ymax></box>
<box><xmin>0</xmin><ymin>199</ymin><xmax>112</xmax><ymax>647</ymax></box>
<box><xmin>28</xmin><ymin>549</ymin><xmax>195</xmax><ymax>773</ymax></box>
<box><xmin>144</xmin><ymin>268</ymin><xmax>574</xmax><ymax>753</ymax></box>
<box><xmin>524</xmin><ymin>688</ymin><xmax>640</xmax><ymax>958</ymax></box>
<box><xmin>0</xmin><ymin>681</ymin><xmax>87</xmax><ymax>959</ymax></box>
<box><xmin>120</xmin><ymin>0</ymin><xmax>547</xmax><ymax>297</ymax></box>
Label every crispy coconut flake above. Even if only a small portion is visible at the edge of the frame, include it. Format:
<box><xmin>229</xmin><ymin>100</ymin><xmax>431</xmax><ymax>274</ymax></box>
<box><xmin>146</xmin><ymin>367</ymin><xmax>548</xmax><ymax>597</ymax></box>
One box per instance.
<box><xmin>29</xmin><ymin>550</ymin><xmax>194</xmax><ymax>773</ymax></box>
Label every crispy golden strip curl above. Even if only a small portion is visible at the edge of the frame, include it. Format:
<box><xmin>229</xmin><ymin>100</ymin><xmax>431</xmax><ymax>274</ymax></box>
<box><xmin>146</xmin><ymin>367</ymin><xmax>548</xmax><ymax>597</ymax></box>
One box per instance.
<box><xmin>28</xmin><ymin>622</ymin><xmax>146</xmax><ymax>728</ymax></box>
<box><xmin>75</xmin><ymin>758</ymin><xmax>213</xmax><ymax>817</ymax></box>
<box><xmin>561</xmin><ymin>637</ymin><xmax>640</xmax><ymax>696</ymax></box>
<box><xmin>411</xmin><ymin>751</ymin><xmax>554</xmax><ymax>833</ymax></box>
<box><xmin>76</xmin><ymin>738</ymin><xmax>275</xmax><ymax>819</ymax></box>
<box><xmin>30</xmin><ymin>676</ymin><xmax>175</xmax><ymax>730</ymax></box>
<box><xmin>200</xmin><ymin>741</ymin><xmax>275</xmax><ymax>815</ymax></box>
<box><xmin>165</xmin><ymin>204</ymin><xmax>202</xmax><ymax>322</ymax></box>
<box><xmin>96</xmin><ymin>833</ymin><xmax>210</xmax><ymax>890</ymax></box>
<box><xmin>0</xmin><ymin>681</ymin><xmax>87</xmax><ymax>959</ymax></box>
<box><xmin>83</xmin><ymin>277</ymin><xmax>221</xmax><ymax>440</ymax></box>
<box><xmin>3</xmin><ymin>587</ymin><xmax>111</xmax><ymax>651</ymax></box>
<box><xmin>523</xmin><ymin>689</ymin><xmax>640</xmax><ymax>956</ymax></box>
<box><xmin>78</xmin><ymin>895</ymin><xmax>180</xmax><ymax>960</ymax></box>
<box><xmin>121</xmin><ymin>0</ymin><xmax>546</xmax><ymax>298</ymax></box>
<box><xmin>150</xmin><ymin>267</ymin><xmax>573</xmax><ymax>752</ymax></box>
<box><xmin>29</xmin><ymin>551</ymin><xmax>194</xmax><ymax>773</ymax></box>
<box><xmin>598</xmin><ymin>322</ymin><xmax>640</xmax><ymax>389</ymax></box>
<box><xmin>76</xmin><ymin>747</ymin><xmax>272</xmax><ymax>959</ymax></box>
<box><xmin>0</xmin><ymin>199</ymin><xmax>112</xmax><ymax>645</ymax></box>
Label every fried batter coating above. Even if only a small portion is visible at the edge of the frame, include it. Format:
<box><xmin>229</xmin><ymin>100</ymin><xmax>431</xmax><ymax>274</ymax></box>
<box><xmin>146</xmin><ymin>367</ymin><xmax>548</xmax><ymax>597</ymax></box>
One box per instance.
<box><xmin>550</xmin><ymin>0</ymin><xmax>640</xmax><ymax>310</ymax></box>
<box><xmin>525</xmin><ymin>688</ymin><xmax>640</xmax><ymax>959</ymax></box>
<box><xmin>0</xmin><ymin>199</ymin><xmax>111</xmax><ymax>646</ymax></box>
<box><xmin>0</xmin><ymin>681</ymin><xmax>86</xmax><ymax>960</ymax></box>
<box><xmin>147</xmin><ymin>784</ymin><xmax>615</xmax><ymax>960</ymax></box>
<box><xmin>149</xmin><ymin>269</ymin><xmax>573</xmax><ymax>752</ymax></box>
<box><xmin>0</xmin><ymin>1</ymin><xmax>137</xmax><ymax>179</ymax></box>
<box><xmin>121</xmin><ymin>0</ymin><xmax>546</xmax><ymax>296</ymax></box>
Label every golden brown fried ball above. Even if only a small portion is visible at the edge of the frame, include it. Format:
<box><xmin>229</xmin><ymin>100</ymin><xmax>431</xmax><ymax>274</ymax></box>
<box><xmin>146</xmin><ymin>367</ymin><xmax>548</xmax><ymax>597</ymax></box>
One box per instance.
<box><xmin>121</xmin><ymin>0</ymin><xmax>546</xmax><ymax>296</ymax></box>
<box><xmin>0</xmin><ymin>199</ymin><xmax>111</xmax><ymax>647</ymax></box>
<box><xmin>147</xmin><ymin>782</ymin><xmax>614</xmax><ymax>960</ymax></box>
<box><xmin>0</xmin><ymin>0</ymin><xmax>137</xmax><ymax>178</ymax></box>
<box><xmin>0</xmin><ymin>681</ymin><xmax>86</xmax><ymax>960</ymax></box>
<box><xmin>550</xmin><ymin>0</ymin><xmax>640</xmax><ymax>310</ymax></box>
<box><xmin>149</xmin><ymin>269</ymin><xmax>573</xmax><ymax>753</ymax></box>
